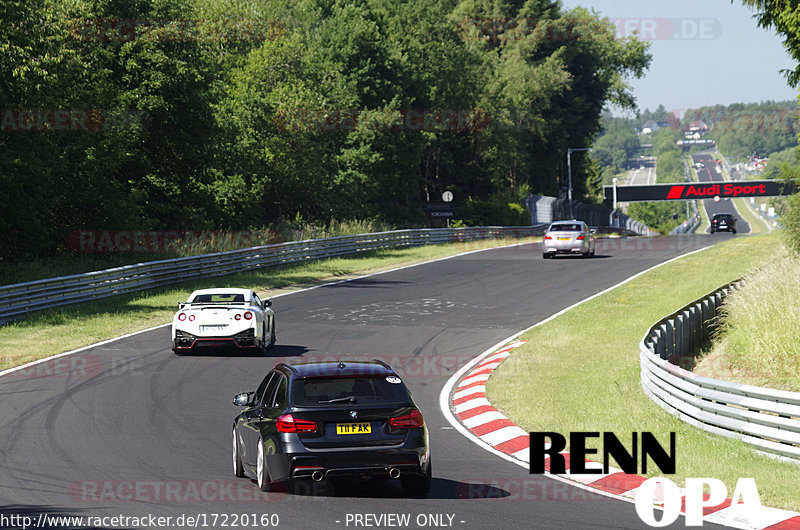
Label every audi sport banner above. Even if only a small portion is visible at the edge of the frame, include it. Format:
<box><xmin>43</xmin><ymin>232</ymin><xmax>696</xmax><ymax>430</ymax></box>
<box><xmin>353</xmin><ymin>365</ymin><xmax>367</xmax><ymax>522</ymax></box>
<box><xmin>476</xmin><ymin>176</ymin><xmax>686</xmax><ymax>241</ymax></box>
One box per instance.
<box><xmin>604</xmin><ymin>180</ymin><xmax>796</xmax><ymax>202</ymax></box>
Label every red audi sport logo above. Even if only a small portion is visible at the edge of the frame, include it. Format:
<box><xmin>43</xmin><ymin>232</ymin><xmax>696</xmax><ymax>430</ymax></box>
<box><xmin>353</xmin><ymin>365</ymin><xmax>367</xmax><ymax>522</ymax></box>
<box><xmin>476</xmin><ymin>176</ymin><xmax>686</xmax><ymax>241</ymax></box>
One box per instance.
<box><xmin>666</xmin><ymin>183</ymin><xmax>769</xmax><ymax>199</ymax></box>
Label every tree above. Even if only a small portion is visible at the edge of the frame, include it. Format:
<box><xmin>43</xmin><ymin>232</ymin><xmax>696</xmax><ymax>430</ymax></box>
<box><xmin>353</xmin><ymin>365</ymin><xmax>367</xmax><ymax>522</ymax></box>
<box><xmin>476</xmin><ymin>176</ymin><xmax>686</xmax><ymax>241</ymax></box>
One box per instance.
<box><xmin>739</xmin><ymin>1</ymin><xmax>800</xmax><ymax>86</ymax></box>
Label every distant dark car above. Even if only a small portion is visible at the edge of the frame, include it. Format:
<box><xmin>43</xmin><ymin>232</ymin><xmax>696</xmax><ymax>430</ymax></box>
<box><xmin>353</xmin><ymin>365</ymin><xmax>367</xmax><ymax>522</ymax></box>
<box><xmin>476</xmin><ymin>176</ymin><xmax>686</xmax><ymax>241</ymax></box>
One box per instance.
<box><xmin>710</xmin><ymin>213</ymin><xmax>737</xmax><ymax>234</ymax></box>
<box><xmin>231</xmin><ymin>360</ymin><xmax>431</xmax><ymax>496</ymax></box>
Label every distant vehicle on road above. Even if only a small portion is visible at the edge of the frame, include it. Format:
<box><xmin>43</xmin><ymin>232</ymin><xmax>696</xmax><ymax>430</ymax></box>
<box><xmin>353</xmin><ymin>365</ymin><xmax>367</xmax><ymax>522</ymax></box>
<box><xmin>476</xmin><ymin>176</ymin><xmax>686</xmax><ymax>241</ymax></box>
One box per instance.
<box><xmin>542</xmin><ymin>220</ymin><xmax>596</xmax><ymax>258</ymax></box>
<box><xmin>710</xmin><ymin>213</ymin><xmax>737</xmax><ymax>234</ymax></box>
<box><xmin>172</xmin><ymin>288</ymin><xmax>275</xmax><ymax>355</ymax></box>
<box><xmin>232</xmin><ymin>360</ymin><xmax>431</xmax><ymax>495</ymax></box>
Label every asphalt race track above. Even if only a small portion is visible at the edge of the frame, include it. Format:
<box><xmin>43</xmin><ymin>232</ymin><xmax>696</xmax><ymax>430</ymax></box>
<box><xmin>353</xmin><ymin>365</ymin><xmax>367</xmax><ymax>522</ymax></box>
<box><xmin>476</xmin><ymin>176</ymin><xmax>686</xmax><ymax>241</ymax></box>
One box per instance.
<box><xmin>0</xmin><ymin>237</ymin><xmax>729</xmax><ymax>529</ymax></box>
<box><xmin>691</xmin><ymin>154</ymin><xmax>751</xmax><ymax>234</ymax></box>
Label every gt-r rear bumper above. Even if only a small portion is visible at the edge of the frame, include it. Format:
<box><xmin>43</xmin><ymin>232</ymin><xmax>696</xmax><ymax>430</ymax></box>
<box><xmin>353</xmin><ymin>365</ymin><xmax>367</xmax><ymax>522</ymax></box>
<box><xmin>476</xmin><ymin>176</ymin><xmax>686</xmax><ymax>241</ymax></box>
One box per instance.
<box><xmin>173</xmin><ymin>329</ymin><xmax>260</xmax><ymax>352</ymax></box>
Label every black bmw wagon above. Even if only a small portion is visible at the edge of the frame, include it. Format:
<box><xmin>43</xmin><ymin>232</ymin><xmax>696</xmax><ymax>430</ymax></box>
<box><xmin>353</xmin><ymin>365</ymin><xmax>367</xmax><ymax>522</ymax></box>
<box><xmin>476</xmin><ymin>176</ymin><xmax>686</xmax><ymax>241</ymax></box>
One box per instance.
<box><xmin>231</xmin><ymin>360</ymin><xmax>431</xmax><ymax>496</ymax></box>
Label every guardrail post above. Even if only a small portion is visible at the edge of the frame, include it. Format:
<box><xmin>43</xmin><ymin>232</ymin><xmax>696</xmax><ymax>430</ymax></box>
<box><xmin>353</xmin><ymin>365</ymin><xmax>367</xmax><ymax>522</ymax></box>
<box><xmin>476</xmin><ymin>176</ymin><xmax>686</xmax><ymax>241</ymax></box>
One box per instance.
<box><xmin>664</xmin><ymin>320</ymin><xmax>675</xmax><ymax>359</ymax></box>
<box><xmin>701</xmin><ymin>298</ymin><xmax>712</xmax><ymax>343</ymax></box>
<box><xmin>685</xmin><ymin>307</ymin><xmax>695</xmax><ymax>353</ymax></box>
<box><xmin>667</xmin><ymin>315</ymin><xmax>683</xmax><ymax>365</ymax></box>
<box><xmin>682</xmin><ymin>310</ymin><xmax>692</xmax><ymax>354</ymax></box>
<box><xmin>656</xmin><ymin>324</ymin><xmax>668</xmax><ymax>359</ymax></box>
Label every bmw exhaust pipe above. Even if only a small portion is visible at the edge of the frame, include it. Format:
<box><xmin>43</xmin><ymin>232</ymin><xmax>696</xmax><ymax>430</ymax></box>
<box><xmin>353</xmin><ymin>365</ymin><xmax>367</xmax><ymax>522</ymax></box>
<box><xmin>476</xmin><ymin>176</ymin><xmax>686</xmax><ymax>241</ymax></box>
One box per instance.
<box><xmin>311</xmin><ymin>470</ymin><xmax>324</xmax><ymax>482</ymax></box>
<box><xmin>388</xmin><ymin>467</ymin><xmax>401</xmax><ymax>479</ymax></box>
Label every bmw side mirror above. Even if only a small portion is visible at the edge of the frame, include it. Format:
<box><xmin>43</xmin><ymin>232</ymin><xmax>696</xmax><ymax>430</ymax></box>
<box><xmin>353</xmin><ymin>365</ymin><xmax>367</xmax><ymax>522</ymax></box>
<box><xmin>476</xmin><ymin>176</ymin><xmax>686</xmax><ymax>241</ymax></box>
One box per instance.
<box><xmin>590</xmin><ymin>229</ymin><xmax>596</xmax><ymax>235</ymax></box>
<box><xmin>233</xmin><ymin>392</ymin><xmax>254</xmax><ymax>407</ymax></box>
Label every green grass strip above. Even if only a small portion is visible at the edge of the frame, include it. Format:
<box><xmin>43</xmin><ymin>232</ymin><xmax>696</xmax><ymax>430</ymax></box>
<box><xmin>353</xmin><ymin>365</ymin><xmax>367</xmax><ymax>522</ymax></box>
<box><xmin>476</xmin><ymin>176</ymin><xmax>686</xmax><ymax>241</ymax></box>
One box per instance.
<box><xmin>486</xmin><ymin>232</ymin><xmax>800</xmax><ymax>511</ymax></box>
<box><xmin>0</xmin><ymin>237</ymin><xmax>535</xmax><ymax>372</ymax></box>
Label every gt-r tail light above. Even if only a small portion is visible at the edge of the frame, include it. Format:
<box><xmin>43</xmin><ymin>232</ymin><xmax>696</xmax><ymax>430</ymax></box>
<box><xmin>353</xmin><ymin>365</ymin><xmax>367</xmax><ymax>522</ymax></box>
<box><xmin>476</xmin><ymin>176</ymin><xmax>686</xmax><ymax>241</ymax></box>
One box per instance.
<box><xmin>244</xmin><ymin>311</ymin><xmax>253</xmax><ymax>320</ymax></box>
<box><xmin>178</xmin><ymin>313</ymin><xmax>187</xmax><ymax>321</ymax></box>
<box><xmin>188</xmin><ymin>315</ymin><xmax>195</xmax><ymax>321</ymax></box>
<box><xmin>390</xmin><ymin>409</ymin><xmax>424</xmax><ymax>429</ymax></box>
<box><xmin>276</xmin><ymin>414</ymin><xmax>317</xmax><ymax>433</ymax></box>
<box><xmin>234</xmin><ymin>313</ymin><xmax>241</xmax><ymax>321</ymax></box>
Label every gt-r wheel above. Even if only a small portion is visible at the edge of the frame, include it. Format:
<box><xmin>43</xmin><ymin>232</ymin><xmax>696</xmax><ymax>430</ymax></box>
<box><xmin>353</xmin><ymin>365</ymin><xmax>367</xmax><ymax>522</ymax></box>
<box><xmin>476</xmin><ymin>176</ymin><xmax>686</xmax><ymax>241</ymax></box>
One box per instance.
<box><xmin>257</xmin><ymin>439</ymin><xmax>272</xmax><ymax>492</ymax></box>
<box><xmin>232</xmin><ymin>429</ymin><xmax>245</xmax><ymax>478</ymax></box>
<box><xmin>267</xmin><ymin>319</ymin><xmax>276</xmax><ymax>351</ymax></box>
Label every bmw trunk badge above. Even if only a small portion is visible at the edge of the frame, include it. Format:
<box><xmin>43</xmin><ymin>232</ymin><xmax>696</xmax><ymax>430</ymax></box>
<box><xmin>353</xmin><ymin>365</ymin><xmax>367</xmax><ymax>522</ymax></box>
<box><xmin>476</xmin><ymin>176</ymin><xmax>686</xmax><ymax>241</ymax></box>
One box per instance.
<box><xmin>349</xmin><ymin>411</ymin><xmax>358</xmax><ymax>419</ymax></box>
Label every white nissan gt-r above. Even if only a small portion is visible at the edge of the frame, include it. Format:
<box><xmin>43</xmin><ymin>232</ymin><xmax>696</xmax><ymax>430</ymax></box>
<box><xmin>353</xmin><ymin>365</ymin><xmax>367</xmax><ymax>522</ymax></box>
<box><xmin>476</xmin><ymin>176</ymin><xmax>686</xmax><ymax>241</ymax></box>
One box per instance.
<box><xmin>172</xmin><ymin>288</ymin><xmax>275</xmax><ymax>355</ymax></box>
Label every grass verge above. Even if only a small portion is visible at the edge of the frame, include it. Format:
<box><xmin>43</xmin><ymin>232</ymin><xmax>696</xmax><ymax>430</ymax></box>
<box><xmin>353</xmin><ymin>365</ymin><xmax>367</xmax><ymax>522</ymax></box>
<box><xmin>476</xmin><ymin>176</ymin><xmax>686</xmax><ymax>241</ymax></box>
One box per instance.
<box><xmin>0</xmin><ymin>236</ymin><xmax>535</xmax><ymax>372</ymax></box>
<box><xmin>695</xmin><ymin>247</ymin><xmax>800</xmax><ymax>391</ymax></box>
<box><xmin>734</xmin><ymin>197</ymin><xmax>770</xmax><ymax>234</ymax></box>
<box><xmin>486</xmin><ymin>232</ymin><xmax>800</xmax><ymax>511</ymax></box>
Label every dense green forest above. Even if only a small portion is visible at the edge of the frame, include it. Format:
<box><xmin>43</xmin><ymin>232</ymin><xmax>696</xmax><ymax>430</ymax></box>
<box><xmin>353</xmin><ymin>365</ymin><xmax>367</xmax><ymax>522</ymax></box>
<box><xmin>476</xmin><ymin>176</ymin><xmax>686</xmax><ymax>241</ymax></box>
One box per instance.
<box><xmin>0</xmin><ymin>0</ymin><xmax>650</xmax><ymax>262</ymax></box>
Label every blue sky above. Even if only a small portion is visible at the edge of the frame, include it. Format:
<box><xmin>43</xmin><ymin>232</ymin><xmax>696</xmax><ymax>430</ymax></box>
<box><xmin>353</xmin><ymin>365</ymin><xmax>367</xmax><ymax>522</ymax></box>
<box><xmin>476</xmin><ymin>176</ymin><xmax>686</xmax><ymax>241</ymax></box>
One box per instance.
<box><xmin>561</xmin><ymin>0</ymin><xmax>798</xmax><ymax>115</ymax></box>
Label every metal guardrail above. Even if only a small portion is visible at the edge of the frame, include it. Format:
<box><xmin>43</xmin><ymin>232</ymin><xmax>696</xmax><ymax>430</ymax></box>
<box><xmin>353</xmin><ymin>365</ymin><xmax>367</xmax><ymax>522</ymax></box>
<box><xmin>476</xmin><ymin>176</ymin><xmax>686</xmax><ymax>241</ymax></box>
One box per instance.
<box><xmin>670</xmin><ymin>200</ymin><xmax>700</xmax><ymax>235</ymax></box>
<box><xmin>640</xmin><ymin>281</ymin><xmax>800</xmax><ymax>461</ymax></box>
<box><xmin>0</xmin><ymin>226</ymin><xmax>547</xmax><ymax>324</ymax></box>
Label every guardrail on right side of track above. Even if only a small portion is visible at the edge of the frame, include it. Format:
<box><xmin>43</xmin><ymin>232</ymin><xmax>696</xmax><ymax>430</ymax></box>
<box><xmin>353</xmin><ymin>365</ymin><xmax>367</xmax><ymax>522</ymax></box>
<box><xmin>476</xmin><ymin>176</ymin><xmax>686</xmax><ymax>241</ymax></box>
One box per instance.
<box><xmin>0</xmin><ymin>226</ymin><xmax>547</xmax><ymax>324</ymax></box>
<box><xmin>640</xmin><ymin>281</ymin><xmax>800</xmax><ymax>461</ymax></box>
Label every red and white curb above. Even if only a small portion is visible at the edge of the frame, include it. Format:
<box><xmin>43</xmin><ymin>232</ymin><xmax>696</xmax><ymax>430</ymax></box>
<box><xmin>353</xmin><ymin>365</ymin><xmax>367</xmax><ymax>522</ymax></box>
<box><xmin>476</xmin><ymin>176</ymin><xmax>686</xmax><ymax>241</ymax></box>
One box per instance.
<box><xmin>447</xmin><ymin>339</ymin><xmax>800</xmax><ymax>529</ymax></box>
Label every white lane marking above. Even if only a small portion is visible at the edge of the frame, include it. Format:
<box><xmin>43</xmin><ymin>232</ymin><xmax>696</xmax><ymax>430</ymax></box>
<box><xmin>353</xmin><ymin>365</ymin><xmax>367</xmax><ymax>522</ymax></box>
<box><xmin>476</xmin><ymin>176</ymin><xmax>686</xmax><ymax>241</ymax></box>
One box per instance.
<box><xmin>0</xmin><ymin>239</ymin><xmax>535</xmax><ymax>379</ymax></box>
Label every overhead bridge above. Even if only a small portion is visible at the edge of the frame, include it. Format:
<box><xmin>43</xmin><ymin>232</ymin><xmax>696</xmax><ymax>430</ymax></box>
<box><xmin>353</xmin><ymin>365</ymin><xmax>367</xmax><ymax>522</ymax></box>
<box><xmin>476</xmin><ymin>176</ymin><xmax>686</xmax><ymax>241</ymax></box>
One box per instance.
<box><xmin>604</xmin><ymin>180</ymin><xmax>796</xmax><ymax>203</ymax></box>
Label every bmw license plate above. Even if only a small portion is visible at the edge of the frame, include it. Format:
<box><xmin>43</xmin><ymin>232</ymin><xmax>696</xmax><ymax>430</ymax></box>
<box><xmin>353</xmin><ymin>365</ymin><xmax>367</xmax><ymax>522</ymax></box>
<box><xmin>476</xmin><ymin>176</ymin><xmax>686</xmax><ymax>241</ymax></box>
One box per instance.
<box><xmin>557</xmin><ymin>237</ymin><xmax>571</xmax><ymax>241</ymax></box>
<box><xmin>336</xmin><ymin>423</ymin><xmax>371</xmax><ymax>435</ymax></box>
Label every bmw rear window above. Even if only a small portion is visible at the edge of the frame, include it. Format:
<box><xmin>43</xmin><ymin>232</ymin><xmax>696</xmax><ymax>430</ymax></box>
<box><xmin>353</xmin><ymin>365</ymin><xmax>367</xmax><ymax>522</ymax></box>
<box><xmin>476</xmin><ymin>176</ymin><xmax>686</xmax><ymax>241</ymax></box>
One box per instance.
<box><xmin>291</xmin><ymin>376</ymin><xmax>411</xmax><ymax>406</ymax></box>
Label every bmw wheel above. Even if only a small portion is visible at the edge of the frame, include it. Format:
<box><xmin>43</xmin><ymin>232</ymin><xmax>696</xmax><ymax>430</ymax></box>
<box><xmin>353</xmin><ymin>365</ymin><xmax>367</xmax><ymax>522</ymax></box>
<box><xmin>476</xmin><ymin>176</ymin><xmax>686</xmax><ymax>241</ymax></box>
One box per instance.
<box><xmin>232</xmin><ymin>429</ymin><xmax>245</xmax><ymax>478</ymax></box>
<box><xmin>401</xmin><ymin>461</ymin><xmax>432</xmax><ymax>497</ymax></box>
<box><xmin>257</xmin><ymin>439</ymin><xmax>271</xmax><ymax>492</ymax></box>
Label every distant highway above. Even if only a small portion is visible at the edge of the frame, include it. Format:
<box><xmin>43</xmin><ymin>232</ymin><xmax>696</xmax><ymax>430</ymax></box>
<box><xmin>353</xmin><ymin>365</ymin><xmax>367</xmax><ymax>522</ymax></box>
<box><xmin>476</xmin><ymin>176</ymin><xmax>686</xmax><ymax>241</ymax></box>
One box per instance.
<box><xmin>691</xmin><ymin>153</ymin><xmax>751</xmax><ymax>234</ymax></box>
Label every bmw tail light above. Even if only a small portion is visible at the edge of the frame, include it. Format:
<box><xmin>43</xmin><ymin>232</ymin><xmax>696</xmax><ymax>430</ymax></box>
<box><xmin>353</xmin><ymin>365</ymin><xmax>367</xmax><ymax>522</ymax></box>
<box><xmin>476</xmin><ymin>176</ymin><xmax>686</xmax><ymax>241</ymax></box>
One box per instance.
<box><xmin>390</xmin><ymin>409</ymin><xmax>424</xmax><ymax>429</ymax></box>
<box><xmin>577</xmin><ymin>235</ymin><xmax>585</xmax><ymax>240</ymax></box>
<box><xmin>276</xmin><ymin>414</ymin><xmax>317</xmax><ymax>433</ymax></box>
<box><xmin>244</xmin><ymin>311</ymin><xmax>253</xmax><ymax>320</ymax></box>
<box><xmin>544</xmin><ymin>235</ymin><xmax>552</xmax><ymax>240</ymax></box>
<box><xmin>178</xmin><ymin>313</ymin><xmax>187</xmax><ymax>321</ymax></box>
